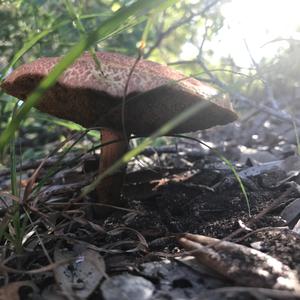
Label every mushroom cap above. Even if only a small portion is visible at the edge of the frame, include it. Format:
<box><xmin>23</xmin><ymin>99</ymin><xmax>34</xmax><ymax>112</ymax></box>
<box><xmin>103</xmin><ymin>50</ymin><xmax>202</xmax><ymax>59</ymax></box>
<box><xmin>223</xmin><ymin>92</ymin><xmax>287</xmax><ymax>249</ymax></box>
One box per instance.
<box><xmin>1</xmin><ymin>52</ymin><xmax>237</xmax><ymax>135</ymax></box>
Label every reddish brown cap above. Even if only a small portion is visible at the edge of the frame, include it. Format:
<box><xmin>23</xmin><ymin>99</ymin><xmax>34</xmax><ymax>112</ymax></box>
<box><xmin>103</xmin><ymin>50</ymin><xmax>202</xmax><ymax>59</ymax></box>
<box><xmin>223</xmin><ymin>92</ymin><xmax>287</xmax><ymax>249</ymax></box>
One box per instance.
<box><xmin>1</xmin><ymin>52</ymin><xmax>237</xmax><ymax>134</ymax></box>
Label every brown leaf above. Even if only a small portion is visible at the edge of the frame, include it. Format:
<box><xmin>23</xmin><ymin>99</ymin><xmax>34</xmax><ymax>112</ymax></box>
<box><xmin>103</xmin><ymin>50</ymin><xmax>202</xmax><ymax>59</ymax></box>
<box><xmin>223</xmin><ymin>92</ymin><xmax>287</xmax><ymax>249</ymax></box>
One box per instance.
<box><xmin>179</xmin><ymin>233</ymin><xmax>300</xmax><ymax>292</ymax></box>
<box><xmin>54</xmin><ymin>245</ymin><xmax>106</xmax><ymax>299</ymax></box>
<box><xmin>0</xmin><ymin>281</ymin><xmax>37</xmax><ymax>300</ymax></box>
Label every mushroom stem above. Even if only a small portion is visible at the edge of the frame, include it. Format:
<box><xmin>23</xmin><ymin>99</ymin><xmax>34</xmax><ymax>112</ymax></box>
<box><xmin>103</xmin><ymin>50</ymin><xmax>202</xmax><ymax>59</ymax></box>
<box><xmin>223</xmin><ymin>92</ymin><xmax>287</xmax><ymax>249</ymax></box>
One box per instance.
<box><xmin>96</xmin><ymin>128</ymin><xmax>128</xmax><ymax>215</ymax></box>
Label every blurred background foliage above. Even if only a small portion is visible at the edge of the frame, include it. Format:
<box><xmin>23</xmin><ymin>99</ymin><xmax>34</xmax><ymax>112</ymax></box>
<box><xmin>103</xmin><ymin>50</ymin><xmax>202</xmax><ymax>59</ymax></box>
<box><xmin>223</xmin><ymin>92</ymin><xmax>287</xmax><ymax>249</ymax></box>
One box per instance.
<box><xmin>0</xmin><ymin>0</ymin><xmax>300</xmax><ymax>164</ymax></box>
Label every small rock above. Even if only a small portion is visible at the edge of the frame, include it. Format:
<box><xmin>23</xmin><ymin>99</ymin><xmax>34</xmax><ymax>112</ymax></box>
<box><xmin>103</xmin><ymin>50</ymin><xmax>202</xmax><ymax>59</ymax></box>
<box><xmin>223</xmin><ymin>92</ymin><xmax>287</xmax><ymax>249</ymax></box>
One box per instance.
<box><xmin>281</xmin><ymin>198</ymin><xmax>300</xmax><ymax>227</ymax></box>
<box><xmin>101</xmin><ymin>274</ymin><xmax>154</xmax><ymax>300</ymax></box>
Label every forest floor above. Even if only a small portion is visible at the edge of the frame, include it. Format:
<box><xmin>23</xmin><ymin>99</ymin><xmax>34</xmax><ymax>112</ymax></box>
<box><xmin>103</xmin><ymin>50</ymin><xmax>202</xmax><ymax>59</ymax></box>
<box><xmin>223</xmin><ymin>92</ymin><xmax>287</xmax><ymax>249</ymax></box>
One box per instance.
<box><xmin>0</xmin><ymin>106</ymin><xmax>300</xmax><ymax>300</ymax></box>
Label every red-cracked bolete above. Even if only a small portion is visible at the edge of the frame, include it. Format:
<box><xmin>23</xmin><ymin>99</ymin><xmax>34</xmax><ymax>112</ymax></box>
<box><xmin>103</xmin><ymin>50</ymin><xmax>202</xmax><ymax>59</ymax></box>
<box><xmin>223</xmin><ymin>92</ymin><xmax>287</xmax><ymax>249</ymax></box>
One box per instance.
<box><xmin>1</xmin><ymin>52</ymin><xmax>238</xmax><ymax>214</ymax></box>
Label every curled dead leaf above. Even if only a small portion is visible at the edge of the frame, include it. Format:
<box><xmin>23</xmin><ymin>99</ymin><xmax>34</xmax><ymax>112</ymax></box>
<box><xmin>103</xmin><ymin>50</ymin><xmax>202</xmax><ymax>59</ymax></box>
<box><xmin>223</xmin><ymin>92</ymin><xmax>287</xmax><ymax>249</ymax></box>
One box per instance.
<box><xmin>179</xmin><ymin>233</ymin><xmax>300</xmax><ymax>292</ymax></box>
<box><xmin>0</xmin><ymin>281</ymin><xmax>38</xmax><ymax>300</ymax></box>
<box><xmin>54</xmin><ymin>244</ymin><xmax>106</xmax><ymax>299</ymax></box>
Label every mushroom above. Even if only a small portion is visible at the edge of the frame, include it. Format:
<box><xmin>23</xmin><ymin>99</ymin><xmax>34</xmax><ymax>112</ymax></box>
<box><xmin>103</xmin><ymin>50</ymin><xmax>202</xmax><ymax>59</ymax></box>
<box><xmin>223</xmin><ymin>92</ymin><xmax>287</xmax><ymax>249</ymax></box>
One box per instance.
<box><xmin>1</xmin><ymin>52</ymin><xmax>237</xmax><ymax>215</ymax></box>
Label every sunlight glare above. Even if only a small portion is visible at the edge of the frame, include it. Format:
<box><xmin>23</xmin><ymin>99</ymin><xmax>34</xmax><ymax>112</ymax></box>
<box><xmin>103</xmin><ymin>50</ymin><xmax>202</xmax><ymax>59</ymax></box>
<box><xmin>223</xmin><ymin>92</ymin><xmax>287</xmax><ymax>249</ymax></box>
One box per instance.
<box><xmin>180</xmin><ymin>0</ymin><xmax>300</xmax><ymax>66</ymax></box>
<box><xmin>218</xmin><ymin>0</ymin><xmax>300</xmax><ymax>66</ymax></box>
<box><xmin>180</xmin><ymin>42</ymin><xmax>199</xmax><ymax>60</ymax></box>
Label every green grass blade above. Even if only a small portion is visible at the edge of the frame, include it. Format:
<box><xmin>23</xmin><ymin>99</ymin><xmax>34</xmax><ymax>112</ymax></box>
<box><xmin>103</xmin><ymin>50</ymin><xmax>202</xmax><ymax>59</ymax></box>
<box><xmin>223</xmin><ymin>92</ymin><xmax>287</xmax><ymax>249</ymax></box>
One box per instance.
<box><xmin>33</xmin><ymin>113</ymin><xmax>99</xmax><ymax>138</ymax></box>
<box><xmin>9</xmin><ymin>104</ymin><xmax>25</xmax><ymax>253</ymax></box>
<box><xmin>174</xmin><ymin>136</ymin><xmax>251</xmax><ymax>216</ymax></box>
<box><xmin>10</xmin><ymin>104</ymin><xmax>19</xmax><ymax>197</ymax></box>
<box><xmin>64</xmin><ymin>0</ymin><xmax>105</xmax><ymax>76</ymax></box>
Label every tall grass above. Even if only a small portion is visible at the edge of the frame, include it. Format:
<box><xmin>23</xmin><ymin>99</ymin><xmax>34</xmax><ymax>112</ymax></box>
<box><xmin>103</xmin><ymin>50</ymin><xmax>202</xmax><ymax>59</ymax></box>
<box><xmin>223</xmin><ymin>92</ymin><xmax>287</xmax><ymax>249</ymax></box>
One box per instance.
<box><xmin>6</xmin><ymin>103</ymin><xmax>27</xmax><ymax>254</ymax></box>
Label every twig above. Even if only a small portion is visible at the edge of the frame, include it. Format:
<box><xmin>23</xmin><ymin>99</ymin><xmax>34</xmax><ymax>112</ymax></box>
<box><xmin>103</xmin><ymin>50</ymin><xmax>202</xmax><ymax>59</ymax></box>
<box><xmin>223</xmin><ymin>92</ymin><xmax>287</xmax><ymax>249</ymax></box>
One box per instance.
<box><xmin>193</xmin><ymin>286</ymin><xmax>300</xmax><ymax>300</ymax></box>
<box><xmin>223</xmin><ymin>185</ymin><xmax>296</xmax><ymax>241</ymax></box>
<box><xmin>144</xmin><ymin>0</ymin><xmax>222</xmax><ymax>58</ymax></box>
<box><xmin>243</xmin><ymin>39</ymin><xmax>279</xmax><ymax>110</ymax></box>
<box><xmin>198</xmin><ymin>59</ymin><xmax>299</xmax><ymax>126</ymax></box>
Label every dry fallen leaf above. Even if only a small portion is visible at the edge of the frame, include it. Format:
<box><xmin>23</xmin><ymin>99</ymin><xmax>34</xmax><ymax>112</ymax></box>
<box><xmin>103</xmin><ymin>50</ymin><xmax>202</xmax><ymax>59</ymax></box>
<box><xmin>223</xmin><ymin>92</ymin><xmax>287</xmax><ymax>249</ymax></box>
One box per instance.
<box><xmin>0</xmin><ymin>281</ymin><xmax>37</xmax><ymax>300</ymax></box>
<box><xmin>54</xmin><ymin>244</ymin><xmax>106</xmax><ymax>299</ymax></box>
<box><xmin>179</xmin><ymin>233</ymin><xmax>300</xmax><ymax>292</ymax></box>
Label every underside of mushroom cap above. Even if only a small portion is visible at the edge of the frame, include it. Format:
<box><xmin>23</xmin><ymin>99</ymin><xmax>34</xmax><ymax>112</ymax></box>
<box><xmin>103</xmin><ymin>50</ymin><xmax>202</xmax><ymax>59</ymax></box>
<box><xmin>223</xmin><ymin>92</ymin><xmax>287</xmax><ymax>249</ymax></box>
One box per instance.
<box><xmin>1</xmin><ymin>52</ymin><xmax>237</xmax><ymax>134</ymax></box>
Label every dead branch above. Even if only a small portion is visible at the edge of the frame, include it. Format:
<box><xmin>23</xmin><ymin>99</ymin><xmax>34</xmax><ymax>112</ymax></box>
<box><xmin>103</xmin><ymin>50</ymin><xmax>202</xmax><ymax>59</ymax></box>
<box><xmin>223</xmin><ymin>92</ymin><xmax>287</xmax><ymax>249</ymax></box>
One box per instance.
<box><xmin>144</xmin><ymin>0</ymin><xmax>222</xmax><ymax>58</ymax></box>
